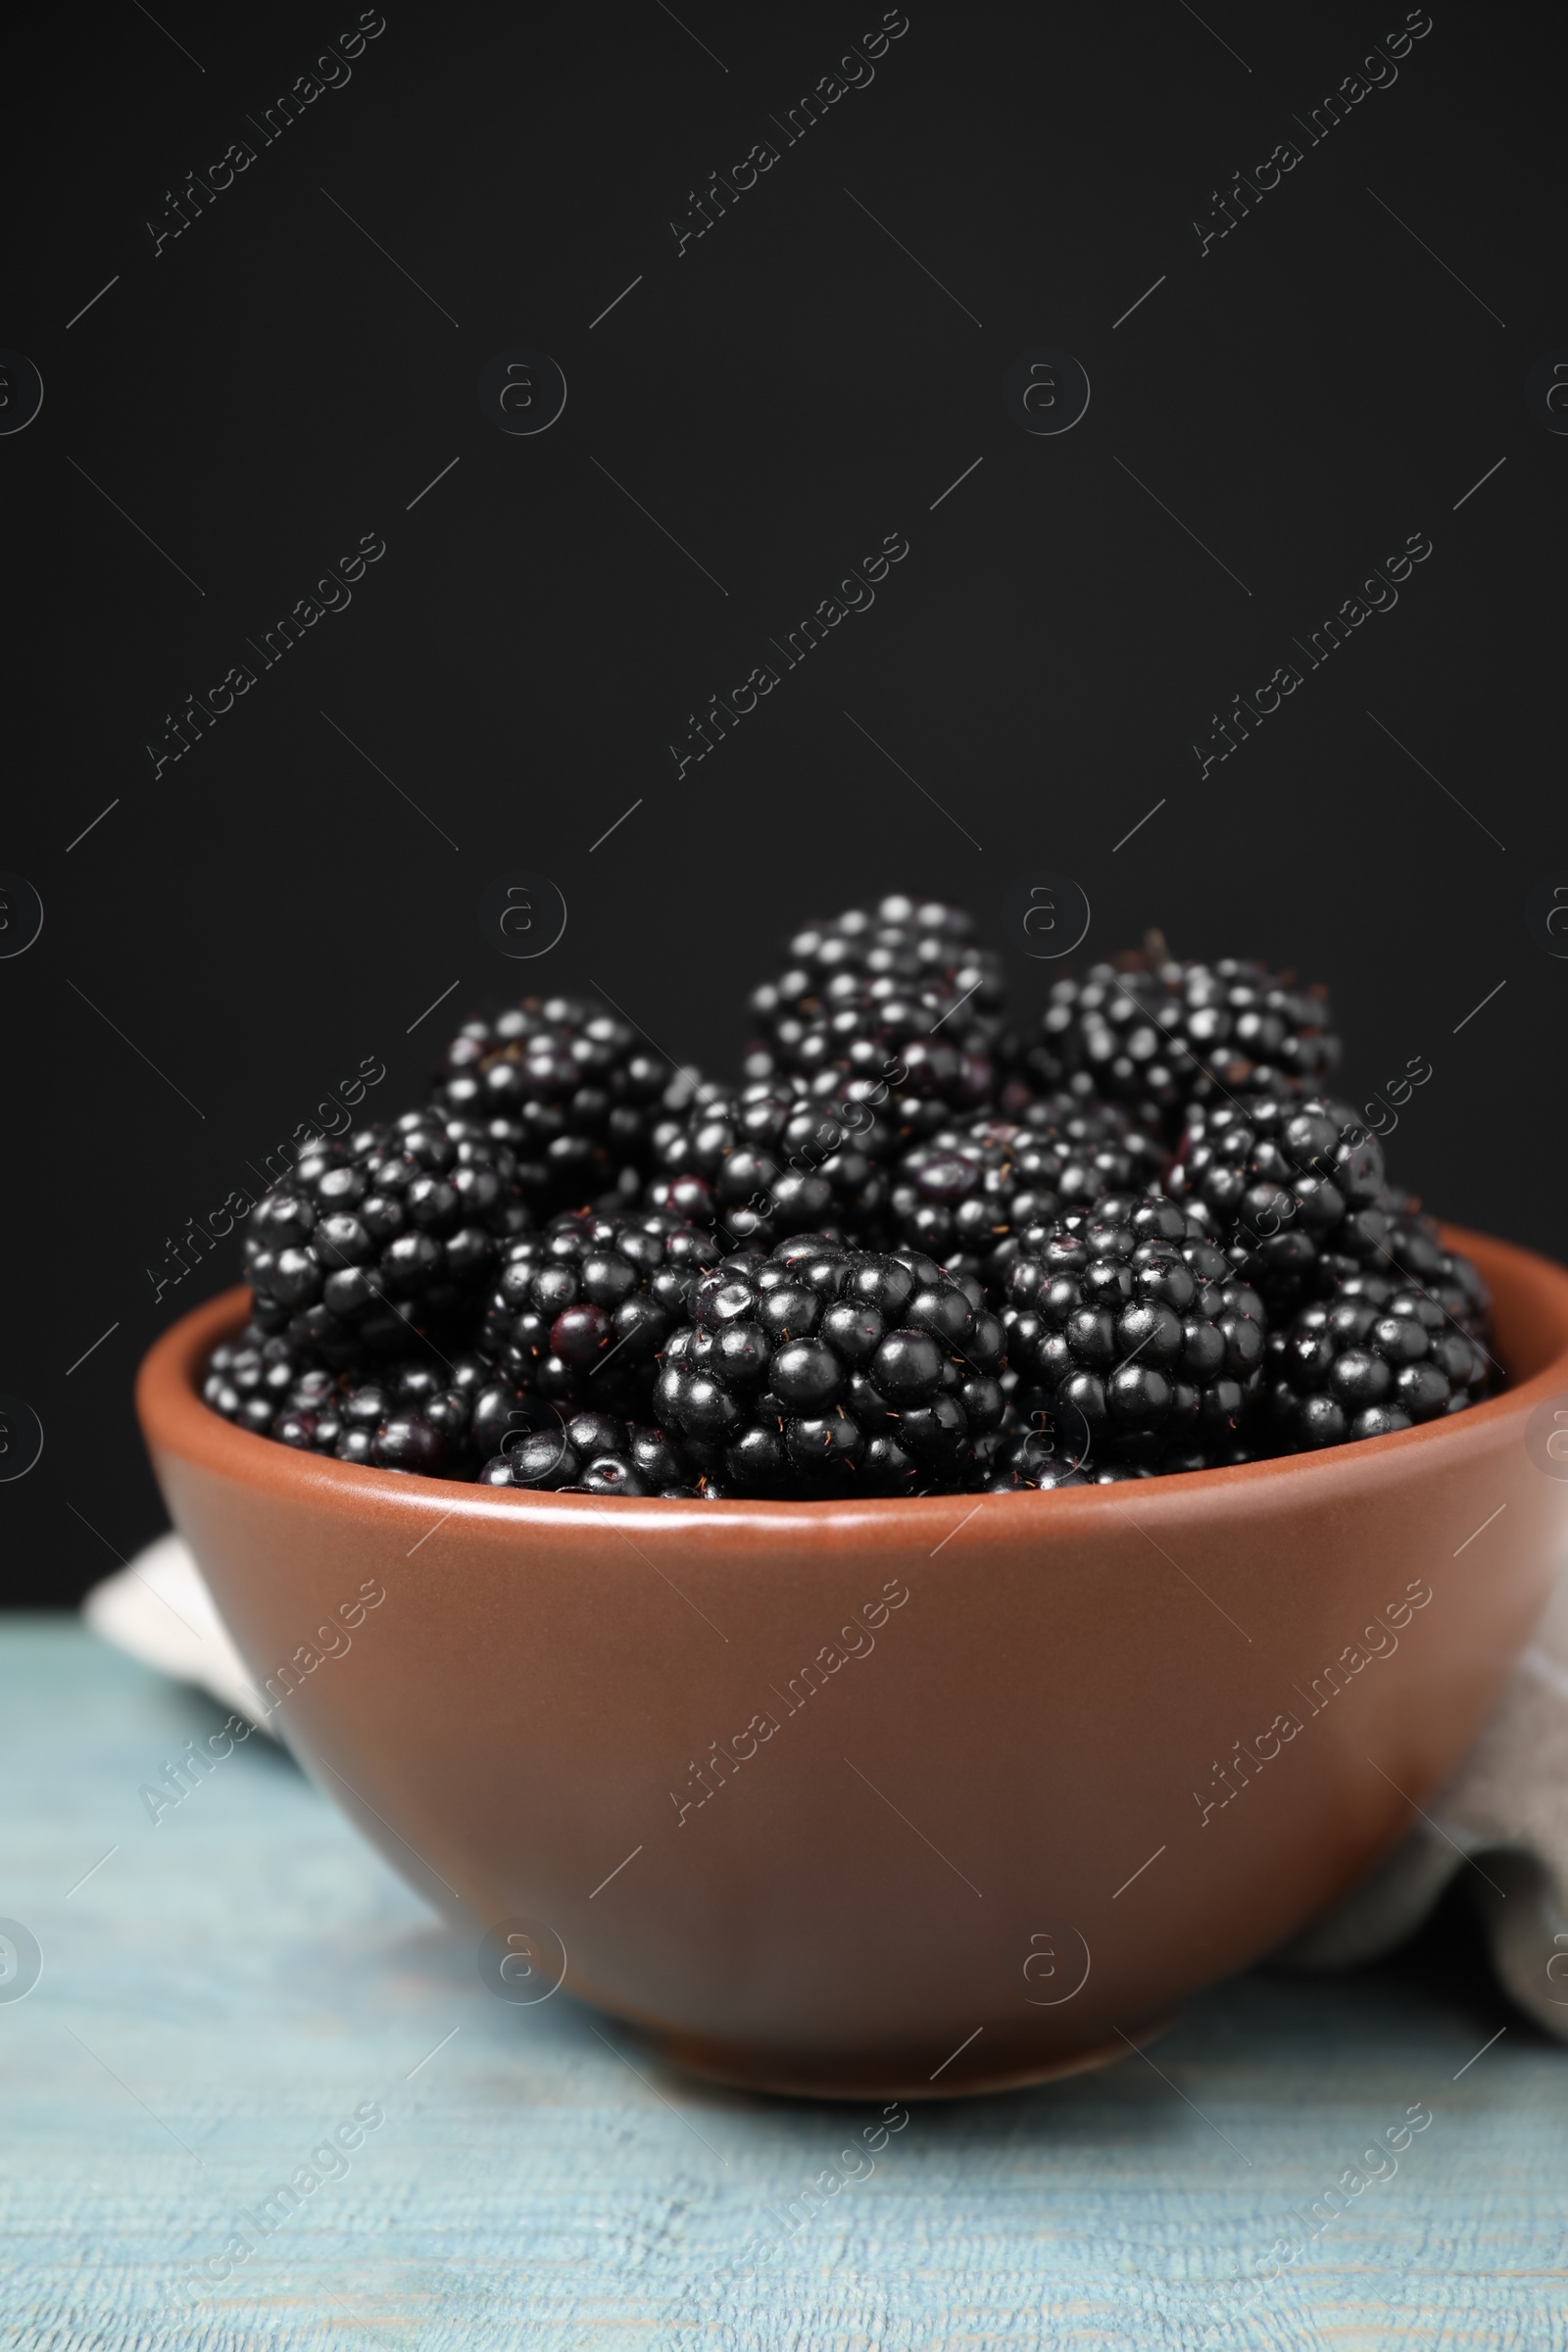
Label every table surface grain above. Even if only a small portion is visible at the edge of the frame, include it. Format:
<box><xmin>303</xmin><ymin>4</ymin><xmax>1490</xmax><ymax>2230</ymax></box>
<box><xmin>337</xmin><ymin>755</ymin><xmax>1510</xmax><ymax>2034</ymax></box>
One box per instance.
<box><xmin>3</xmin><ymin>1617</ymin><xmax>1565</xmax><ymax>2352</ymax></box>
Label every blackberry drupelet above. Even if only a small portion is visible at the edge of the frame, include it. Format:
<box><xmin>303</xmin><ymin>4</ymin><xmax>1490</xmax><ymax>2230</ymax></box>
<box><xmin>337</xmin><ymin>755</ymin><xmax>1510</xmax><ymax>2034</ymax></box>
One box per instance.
<box><xmin>651</xmin><ymin>1234</ymin><xmax>1005</xmax><ymax>1497</ymax></box>
<box><xmin>1165</xmin><ymin>1094</ymin><xmax>1388</xmax><ymax>1315</ymax></box>
<box><xmin>1003</xmin><ymin>1195</ymin><xmax>1268</xmax><ymax>1471</ymax></box>
<box><xmin>889</xmin><ymin>1098</ymin><xmax>1165</xmax><ymax>1289</ymax></box>
<box><xmin>645</xmin><ymin>1080</ymin><xmax>888</xmax><ymax>1249</ymax></box>
<box><xmin>1026</xmin><ymin>947</ymin><xmax>1340</xmax><ymax>1137</ymax></box>
<box><xmin>479</xmin><ymin>1207</ymin><xmax>721</xmax><ymax>1418</ymax></box>
<box><xmin>245</xmin><ymin>1108</ymin><xmax>529</xmax><ymax>1368</ymax></box>
<box><xmin>1266</xmin><ymin>1276</ymin><xmax>1494</xmax><ymax>1451</ymax></box>
<box><xmin>434</xmin><ymin>995</ymin><xmax>686</xmax><ymax>1212</ymax></box>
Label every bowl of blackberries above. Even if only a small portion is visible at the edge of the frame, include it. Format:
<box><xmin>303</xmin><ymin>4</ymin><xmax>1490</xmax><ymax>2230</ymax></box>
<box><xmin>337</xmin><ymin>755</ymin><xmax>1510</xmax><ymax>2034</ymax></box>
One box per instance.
<box><xmin>139</xmin><ymin>901</ymin><xmax>1568</xmax><ymax>2098</ymax></box>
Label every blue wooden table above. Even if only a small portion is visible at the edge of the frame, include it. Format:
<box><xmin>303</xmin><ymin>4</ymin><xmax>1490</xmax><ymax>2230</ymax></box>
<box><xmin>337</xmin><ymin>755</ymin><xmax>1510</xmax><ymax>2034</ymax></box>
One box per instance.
<box><xmin>4</xmin><ymin>1618</ymin><xmax>1565</xmax><ymax>2350</ymax></box>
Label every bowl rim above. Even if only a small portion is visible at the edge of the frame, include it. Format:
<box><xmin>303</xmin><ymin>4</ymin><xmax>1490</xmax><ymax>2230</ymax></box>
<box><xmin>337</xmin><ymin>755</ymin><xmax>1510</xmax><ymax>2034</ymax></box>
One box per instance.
<box><xmin>136</xmin><ymin>1223</ymin><xmax>1568</xmax><ymax>1532</ymax></box>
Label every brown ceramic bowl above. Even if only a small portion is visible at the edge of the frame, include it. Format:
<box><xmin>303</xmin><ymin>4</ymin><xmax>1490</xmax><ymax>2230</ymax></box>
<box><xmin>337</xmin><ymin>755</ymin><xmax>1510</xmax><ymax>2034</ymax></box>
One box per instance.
<box><xmin>137</xmin><ymin>1226</ymin><xmax>1568</xmax><ymax>2100</ymax></box>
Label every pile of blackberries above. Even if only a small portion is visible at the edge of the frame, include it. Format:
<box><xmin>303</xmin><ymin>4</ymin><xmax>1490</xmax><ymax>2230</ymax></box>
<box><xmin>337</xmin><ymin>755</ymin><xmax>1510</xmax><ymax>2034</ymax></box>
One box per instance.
<box><xmin>204</xmin><ymin>901</ymin><xmax>1497</xmax><ymax>1494</ymax></box>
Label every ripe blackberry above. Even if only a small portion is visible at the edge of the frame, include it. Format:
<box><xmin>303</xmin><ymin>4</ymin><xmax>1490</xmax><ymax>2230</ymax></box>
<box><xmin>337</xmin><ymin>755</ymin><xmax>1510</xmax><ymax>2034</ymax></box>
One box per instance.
<box><xmin>1266</xmin><ymin>1276</ymin><xmax>1494</xmax><ymax>1451</ymax></box>
<box><xmin>479</xmin><ymin>1207</ymin><xmax>721</xmax><ymax>1418</ymax></box>
<box><xmin>749</xmin><ymin>896</ymin><xmax>1006</xmax><ymax>1050</ymax></box>
<box><xmin>204</xmin><ymin>1341</ymin><xmax>536</xmax><ymax>1480</ymax></box>
<box><xmin>981</xmin><ymin>1416</ymin><xmax>1091</xmax><ymax>1492</ymax></box>
<box><xmin>434</xmin><ymin>995</ymin><xmax>687</xmax><ymax>1213</ymax></box>
<box><xmin>1003</xmin><ymin>1196</ymin><xmax>1268</xmax><ymax>1471</ymax></box>
<box><xmin>245</xmin><ymin>1109</ymin><xmax>528</xmax><ymax>1368</ymax></box>
<box><xmin>479</xmin><ymin>1408</ymin><xmax>698</xmax><ymax>1498</ymax></box>
<box><xmin>1027</xmin><ymin>946</ymin><xmax>1339</xmax><ymax>1137</ymax></box>
<box><xmin>203</xmin><ymin>1324</ymin><xmax>315</xmax><ymax>1436</ymax></box>
<box><xmin>1382</xmin><ymin>1192</ymin><xmax>1494</xmax><ymax>1343</ymax></box>
<box><xmin>983</xmin><ymin>1434</ymin><xmax>1161</xmax><ymax>1488</ymax></box>
<box><xmin>743</xmin><ymin>897</ymin><xmax>1004</xmax><ymax>1146</ymax></box>
<box><xmin>645</xmin><ymin>1080</ymin><xmax>888</xmax><ymax>1249</ymax></box>
<box><xmin>1165</xmin><ymin>1095</ymin><xmax>1388</xmax><ymax>1316</ymax></box>
<box><xmin>889</xmin><ymin>1098</ymin><xmax>1165</xmax><ymax>1289</ymax></box>
<box><xmin>652</xmin><ymin>1235</ymin><xmax>1005</xmax><ymax>1497</ymax></box>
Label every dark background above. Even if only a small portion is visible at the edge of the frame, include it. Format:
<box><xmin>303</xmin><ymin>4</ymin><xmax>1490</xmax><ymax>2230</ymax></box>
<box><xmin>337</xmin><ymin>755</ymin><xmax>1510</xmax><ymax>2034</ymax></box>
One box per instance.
<box><xmin>5</xmin><ymin>0</ymin><xmax>1562</xmax><ymax>1604</ymax></box>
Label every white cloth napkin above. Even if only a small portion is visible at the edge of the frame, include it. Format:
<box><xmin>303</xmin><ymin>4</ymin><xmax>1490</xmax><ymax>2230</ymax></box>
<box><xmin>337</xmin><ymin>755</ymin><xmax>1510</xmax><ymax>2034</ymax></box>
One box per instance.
<box><xmin>83</xmin><ymin>1534</ymin><xmax>272</xmax><ymax>1731</ymax></box>
<box><xmin>82</xmin><ymin>1539</ymin><xmax>1568</xmax><ymax>2037</ymax></box>
<box><xmin>1275</xmin><ymin>1565</ymin><xmax>1568</xmax><ymax>2036</ymax></box>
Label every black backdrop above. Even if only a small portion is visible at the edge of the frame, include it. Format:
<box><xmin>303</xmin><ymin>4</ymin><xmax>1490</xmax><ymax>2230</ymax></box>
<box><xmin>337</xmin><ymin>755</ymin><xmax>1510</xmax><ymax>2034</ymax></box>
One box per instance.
<box><xmin>5</xmin><ymin>0</ymin><xmax>1563</xmax><ymax>1605</ymax></box>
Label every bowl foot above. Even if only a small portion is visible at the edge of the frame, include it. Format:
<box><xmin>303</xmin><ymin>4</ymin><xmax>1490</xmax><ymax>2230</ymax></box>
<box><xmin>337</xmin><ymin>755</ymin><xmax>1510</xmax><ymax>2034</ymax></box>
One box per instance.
<box><xmin>636</xmin><ymin>2013</ymin><xmax>1179</xmax><ymax>2103</ymax></box>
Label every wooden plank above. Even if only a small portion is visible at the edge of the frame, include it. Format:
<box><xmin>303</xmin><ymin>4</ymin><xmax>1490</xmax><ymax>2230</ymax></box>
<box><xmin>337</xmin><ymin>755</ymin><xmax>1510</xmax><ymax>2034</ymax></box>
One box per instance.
<box><xmin>2</xmin><ymin>1619</ymin><xmax>1564</xmax><ymax>2348</ymax></box>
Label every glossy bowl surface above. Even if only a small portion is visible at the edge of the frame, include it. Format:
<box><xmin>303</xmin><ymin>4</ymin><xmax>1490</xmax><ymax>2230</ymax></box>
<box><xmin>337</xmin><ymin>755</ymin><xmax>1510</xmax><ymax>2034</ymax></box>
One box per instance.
<box><xmin>137</xmin><ymin>1228</ymin><xmax>1568</xmax><ymax>2098</ymax></box>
